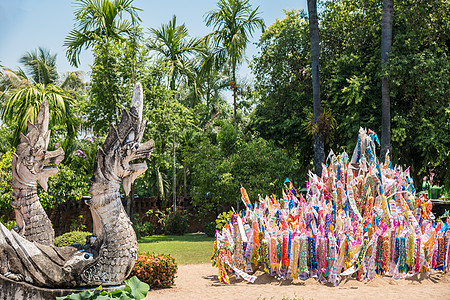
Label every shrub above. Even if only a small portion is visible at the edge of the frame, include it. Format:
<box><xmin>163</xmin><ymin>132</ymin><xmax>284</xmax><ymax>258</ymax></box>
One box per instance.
<box><xmin>54</xmin><ymin>231</ymin><xmax>92</xmax><ymax>247</ymax></box>
<box><xmin>204</xmin><ymin>221</ymin><xmax>216</xmax><ymax>237</ymax></box>
<box><xmin>133</xmin><ymin>220</ymin><xmax>154</xmax><ymax>239</ymax></box>
<box><xmin>215</xmin><ymin>210</ymin><xmax>234</xmax><ymax>234</ymax></box>
<box><xmin>70</xmin><ymin>215</ymin><xmax>87</xmax><ymax>231</ymax></box>
<box><xmin>130</xmin><ymin>253</ymin><xmax>177</xmax><ymax>289</ymax></box>
<box><xmin>156</xmin><ymin>209</ymin><xmax>189</xmax><ymax>235</ymax></box>
<box><xmin>0</xmin><ymin>216</ymin><xmax>16</xmax><ymax>230</ymax></box>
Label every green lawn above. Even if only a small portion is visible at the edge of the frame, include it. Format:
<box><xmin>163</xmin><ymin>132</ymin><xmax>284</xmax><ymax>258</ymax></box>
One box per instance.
<box><xmin>138</xmin><ymin>233</ymin><xmax>214</xmax><ymax>265</ymax></box>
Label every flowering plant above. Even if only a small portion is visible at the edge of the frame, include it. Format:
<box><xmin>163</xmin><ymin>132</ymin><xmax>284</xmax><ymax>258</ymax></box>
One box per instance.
<box><xmin>129</xmin><ymin>253</ymin><xmax>177</xmax><ymax>288</ymax></box>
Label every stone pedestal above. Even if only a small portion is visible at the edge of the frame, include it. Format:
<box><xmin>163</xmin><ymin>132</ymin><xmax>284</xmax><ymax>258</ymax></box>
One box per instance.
<box><xmin>0</xmin><ymin>275</ymin><xmax>123</xmax><ymax>300</ymax></box>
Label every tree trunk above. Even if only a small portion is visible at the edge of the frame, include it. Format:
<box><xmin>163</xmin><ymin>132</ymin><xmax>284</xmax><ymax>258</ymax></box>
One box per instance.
<box><xmin>232</xmin><ymin>66</ymin><xmax>237</xmax><ymax>130</ymax></box>
<box><xmin>173</xmin><ymin>133</ymin><xmax>177</xmax><ymax>211</ymax></box>
<box><xmin>380</xmin><ymin>0</ymin><xmax>394</xmax><ymax>163</ymax></box>
<box><xmin>307</xmin><ymin>0</ymin><xmax>325</xmax><ymax>177</ymax></box>
<box><xmin>126</xmin><ymin>192</ymin><xmax>131</xmax><ymax>217</ymax></box>
<box><xmin>183</xmin><ymin>166</ymin><xmax>187</xmax><ymax>199</ymax></box>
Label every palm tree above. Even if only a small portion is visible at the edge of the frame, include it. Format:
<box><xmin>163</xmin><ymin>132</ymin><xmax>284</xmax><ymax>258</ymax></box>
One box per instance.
<box><xmin>1</xmin><ymin>48</ymin><xmax>78</xmax><ymax>147</ymax></box>
<box><xmin>19</xmin><ymin>47</ymin><xmax>58</xmax><ymax>86</ymax></box>
<box><xmin>381</xmin><ymin>0</ymin><xmax>394</xmax><ymax>162</ymax></box>
<box><xmin>147</xmin><ymin>15</ymin><xmax>205</xmax><ymax>211</ymax></box>
<box><xmin>147</xmin><ymin>15</ymin><xmax>204</xmax><ymax>92</ymax></box>
<box><xmin>2</xmin><ymin>83</ymin><xmax>75</xmax><ymax>147</ymax></box>
<box><xmin>307</xmin><ymin>0</ymin><xmax>325</xmax><ymax>177</ymax></box>
<box><xmin>195</xmin><ymin>36</ymin><xmax>229</xmax><ymax>112</ymax></box>
<box><xmin>205</xmin><ymin>0</ymin><xmax>264</xmax><ymax>129</ymax></box>
<box><xmin>64</xmin><ymin>0</ymin><xmax>142</xmax><ymax>67</ymax></box>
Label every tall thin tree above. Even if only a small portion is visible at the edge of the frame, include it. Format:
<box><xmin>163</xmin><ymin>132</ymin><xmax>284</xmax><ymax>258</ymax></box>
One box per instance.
<box><xmin>205</xmin><ymin>0</ymin><xmax>264</xmax><ymax>129</ymax></box>
<box><xmin>381</xmin><ymin>0</ymin><xmax>394</xmax><ymax>162</ymax></box>
<box><xmin>307</xmin><ymin>0</ymin><xmax>325</xmax><ymax>176</ymax></box>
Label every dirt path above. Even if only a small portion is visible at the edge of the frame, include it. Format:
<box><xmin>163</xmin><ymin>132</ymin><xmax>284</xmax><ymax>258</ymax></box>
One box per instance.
<box><xmin>145</xmin><ymin>264</ymin><xmax>450</xmax><ymax>300</ymax></box>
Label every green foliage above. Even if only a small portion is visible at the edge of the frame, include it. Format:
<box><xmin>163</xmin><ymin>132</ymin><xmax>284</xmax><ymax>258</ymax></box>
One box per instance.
<box><xmin>54</xmin><ymin>231</ymin><xmax>91</xmax><ymax>247</ymax></box>
<box><xmin>215</xmin><ymin>210</ymin><xmax>233</xmax><ymax>234</ymax></box>
<box><xmin>64</xmin><ymin>0</ymin><xmax>142</xmax><ymax>67</ymax></box>
<box><xmin>147</xmin><ymin>15</ymin><xmax>203</xmax><ymax>91</ymax></box>
<box><xmin>203</xmin><ymin>221</ymin><xmax>216</xmax><ymax>237</ymax></box>
<box><xmin>64</xmin><ymin>135</ymin><xmax>104</xmax><ymax>176</ymax></box>
<box><xmin>250</xmin><ymin>9</ymin><xmax>313</xmax><ymax>180</ymax></box>
<box><xmin>155</xmin><ymin>208</ymin><xmax>189</xmax><ymax>235</ymax></box>
<box><xmin>19</xmin><ymin>47</ymin><xmax>58</xmax><ymax>86</ymax></box>
<box><xmin>2</xmin><ymin>83</ymin><xmax>76</xmax><ymax>147</ymax></box>
<box><xmin>88</xmin><ymin>40</ymin><xmax>147</xmax><ymax>134</ymax></box>
<box><xmin>38</xmin><ymin>164</ymin><xmax>90</xmax><ymax>209</ymax></box>
<box><xmin>70</xmin><ymin>215</ymin><xmax>87</xmax><ymax>232</ymax></box>
<box><xmin>0</xmin><ymin>216</ymin><xmax>16</xmax><ymax>230</ymax></box>
<box><xmin>386</xmin><ymin>0</ymin><xmax>450</xmax><ymax>187</ymax></box>
<box><xmin>132</xmin><ymin>214</ymin><xmax>154</xmax><ymax>239</ymax></box>
<box><xmin>183</xmin><ymin>123</ymin><xmax>296</xmax><ymax>219</ymax></box>
<box><xmin>205</xmin><ymin>0</ymin><xmax>265</xmax><ymax>72</ymax></box>
<box><xmin>129</xmin><ymin>252</ymin><xmax>177</xmax><ymax>289</ymax></box>
<box><xmin>0</xmin><ymin>126</ymin><xmax>14</xmax><ymax>154</ymax></box>
<box><xmin>0</xmin><ymin>148</ymin><xmax>13</xmax><ymax>215</ymax></box>
<box><xmin>251</xmin><ymin>3</ymin><xmax>450</xmax><ymax>192</ymax></box>
<box><xmin>137</xmin><ymin>67</ymin><xmax>194</xmax><ymax>204</ymax></box>
<box><xmin>56</xmin><ymin>276</ymin><xmax>149</xmax><ymax>300</ymax></box>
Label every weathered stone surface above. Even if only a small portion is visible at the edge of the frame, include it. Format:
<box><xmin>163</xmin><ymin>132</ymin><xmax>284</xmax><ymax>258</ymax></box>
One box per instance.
<box><xmin>11</xmin><ymin>101</ymin><xmax>65</xmax><ymax>245</ymax></box>
<box><xmin>0</xmin><ymin>274</ymin><xmax>123</xmax><ymax>300</ymax></box>
<box><xmin>0</xmin><ymin>82</ymin><xmax>154</xmax><ymax>288</ymax></box>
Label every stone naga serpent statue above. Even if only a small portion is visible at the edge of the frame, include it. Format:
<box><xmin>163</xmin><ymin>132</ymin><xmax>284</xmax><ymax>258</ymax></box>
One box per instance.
<box><xmin>10</xmin><ymin>101</ymin><xmax>65</xmax><ymax>245</ymax></box>
<box><xmin>0</xmin><ymin>82</ymin><xmax>154</xmax><ymax>287</ymax></box>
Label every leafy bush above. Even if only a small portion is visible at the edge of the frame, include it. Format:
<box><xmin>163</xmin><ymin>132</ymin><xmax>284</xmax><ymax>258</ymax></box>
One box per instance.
<box><xmin>70</xmin><ymin>215</ymin><xmax>87</xmax><ymax>231</ymax></box>
<box><xmin>204</xmin><ymin>221</ymin><xmax>216</xmax><ymax>237</ymax></box>
<box><xmin>215</xmin><ymin>210</ymin><xmax>234</xmax><ymax>234</ymax></box>
<box><xmin>54</xmin><ymin>231</ymin><xmax>92</xmax><ymax>247</ymax></box>
<box><xmin>0</xmin><ymin>149</ymin><xmax>14</xmax><ymax>215</ymax></box>
<box><xmin>130</xmin><ymin>252</ymin><xmax>177</xmax><ymax>289</ymax></box>
<box><xmin>155</xmin><ymin>208</ymin><xmax>189</xmax><ymax>235</ymax></box>
<box><xmin>0</xmin><ymin>216</ymin><xmax>16</xmax><ymax>230</ymax></box>
<box><xmin>133</xmin><ymin>220</ymin><xmax>154</xmax><ymax>239</ymax></box>
<box><xmin>57</xmin><ymin>276</ymin><xmax>149</xmax><ymax>300</ymax></box>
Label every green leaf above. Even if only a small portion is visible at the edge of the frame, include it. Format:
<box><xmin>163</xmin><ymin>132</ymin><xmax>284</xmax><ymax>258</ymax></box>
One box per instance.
<box><xmin>124</xmin><ymin>276</ymin><xmax>150</xmax><ymax>300</ymax></box>
<box><xmin>91</xmin><ymin>294</ymin><xmax>112</xmax><ymax>300</ymax></box>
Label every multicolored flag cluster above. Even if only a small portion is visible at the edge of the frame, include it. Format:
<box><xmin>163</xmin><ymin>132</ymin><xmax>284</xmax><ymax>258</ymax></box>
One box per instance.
<box><xmin>212</xmin><ymin>128</ymin><xmax>449</xmax><ymax>285</ymax></box>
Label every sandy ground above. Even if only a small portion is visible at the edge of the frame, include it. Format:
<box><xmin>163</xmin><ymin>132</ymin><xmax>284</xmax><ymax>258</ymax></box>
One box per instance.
<box><xmin>145</xmin><ymin>264</ymin><xmax>450</xmax><ymax>300</ymax></box>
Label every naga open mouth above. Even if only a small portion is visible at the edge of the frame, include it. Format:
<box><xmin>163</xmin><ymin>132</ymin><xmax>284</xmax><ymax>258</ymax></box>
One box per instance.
<box><xmin>122</xmin><ymin>139</ymin><xmax>154</xmax><ymax>195</ymax></box>
<box><xmin>36</xmin><ymin>147</ymin><xmax>65</xmax><ymax>191</ymax></box>
<box><xmin>42</xmin><ymin>147</ymin><xmax>65</xmax><ymax>172</ymax></box>
<box><xmin>126</xmin><ymin>139</ymin><xmax>154</xmax><ymax>169</ymax></box>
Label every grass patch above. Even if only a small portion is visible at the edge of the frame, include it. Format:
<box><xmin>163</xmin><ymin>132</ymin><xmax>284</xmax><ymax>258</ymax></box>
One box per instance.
<box><xmin>138</xmin><ymin>232</ymin><xmax>214</xmax><ymax>265</ymax></box>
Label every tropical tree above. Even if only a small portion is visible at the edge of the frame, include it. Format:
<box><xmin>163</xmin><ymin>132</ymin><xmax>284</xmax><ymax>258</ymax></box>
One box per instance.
<box><xmin>380</xmin><ymin>0</ymin><xmax>394</xmax><ymax>162</ymax></box>
<box><xmin>147</xmin><ymin>15</ymin><xmax>203</xmax><ymax>93</ymax></box>
<box><xmin>2</xmin><ymin>83</ymin><xmax>75</xmax><ymax>147</ymax></box>
<box><xmin>146</xmin><ymin>16</ymin><xmax>206</xmax><ymax>209</ymax></box>
<box><xmin>205</xmin><ymin>0</ymin><xmax>264</xmax><ymax>129</ymax></box>
<box><xmin>1</xmin><ymin>48</ymin><xmax>78</xmax><ymax>148</ymax></box>
<box><xmin>64</xmin><ymin>0</ymin><xmax>142</xmax><ymax>67</ymax></box>
<box><xmin>19</xmin><ymin>47</ymin><xmax>58</xmax><ymax>85</ymax></box>
<box><xmin>250</xmin><ymin>9</ymin><xmax>313</xmax><ymax>181</ymax></box>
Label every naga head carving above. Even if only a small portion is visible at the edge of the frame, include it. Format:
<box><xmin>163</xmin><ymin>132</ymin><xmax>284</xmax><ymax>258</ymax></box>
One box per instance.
<box><xmin>12</xmin><ymin>101</ymin><xmax>65</xmax><ymax>190</ymax></box>
<box><xmin>90</xmin><ymin>82</ymin><xmax>154</xmax><ymax>195</ymax></box>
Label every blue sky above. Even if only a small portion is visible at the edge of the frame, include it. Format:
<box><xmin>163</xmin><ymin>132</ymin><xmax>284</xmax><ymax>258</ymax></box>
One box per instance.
<box><xmin>0</xmin><ymin>0</ymin><xmax>307</xmax><ymax>81</ymax></box>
